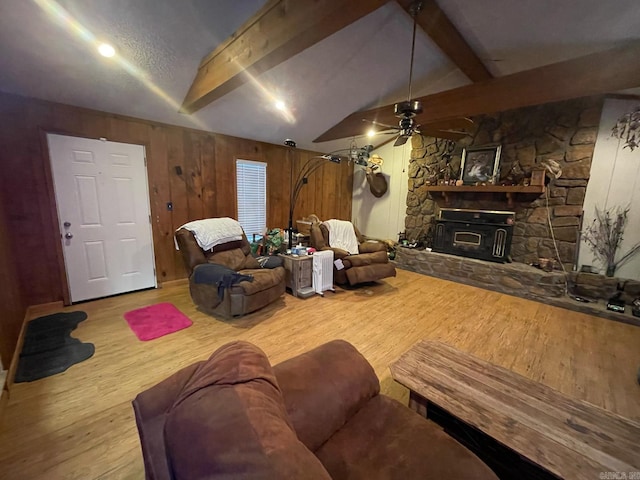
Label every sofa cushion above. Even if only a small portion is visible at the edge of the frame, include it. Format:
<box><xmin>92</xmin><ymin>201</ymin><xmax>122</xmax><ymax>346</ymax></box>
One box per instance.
<box><xmin>314</xmin><ymin>395</ymin><xmax>497</xmax><ymax>480</ymax></box>
<box><xmin>273</xmin><ymin>340</ymin><xmax>380</xmax><ymax>452</ymax></box>
<box><xmin>164</xmin><ymin>341</ymin><xmax>331</xmax><ymax>480</ymax></box>
<box><xmin>207</xmin><ymin>248</ymin><xmax>248</xmax><ymax>271</ymax></box>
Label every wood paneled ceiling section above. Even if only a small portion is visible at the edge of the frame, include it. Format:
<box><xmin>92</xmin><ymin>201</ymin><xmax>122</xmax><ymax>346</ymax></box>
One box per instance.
<box><xmin>181</xmin><ymin>0</ymin><xmax>491</xmax><ymax>114</ymax></box>
<box><xmin>316</xmin><ymin>40</ymin><xmax>640</xmax><ymax>142</ymax></box>
<box><xmin>180</xmin><ymin>0</ymin><xmax>640</xmax><ymax>143</ymax></box>
<box><xmin>2</xmin><ymin>1</ymin><xmax>639</xmax><ymax>151</ymax></box>
<box><xmin>181</xmin><ymin>0</ymin><xmax>390</xmax><ymax>114</ymax></box>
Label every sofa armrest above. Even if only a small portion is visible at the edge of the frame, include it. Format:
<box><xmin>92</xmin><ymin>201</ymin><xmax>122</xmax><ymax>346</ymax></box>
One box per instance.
<box><xmin>359</xmin><ymin>241</ymin><xmax>387</xmax><ymax>254</ymax></box>
<box><xmin>175</xmin><ymin>229</ymin><xmax>207</xmax><ymax>276</ymax></box>
<box><xmin>322</xmin><ymin>246</ymin><xmax>349</xmax><ymax>260</ymax></box>
<box><xmin>132</xmin><ymin>362</ymin><xmax>203</xmax><ymax>480</ymax></box>
<box><xmin>273</xmin><ymin>340</ymin><xmax>380</xmax><ymax>452</ymax></box>
<box><xmin>343</xmin><ymin>250</ymin><xmax>388</xmax><ymax>268</ymax></box>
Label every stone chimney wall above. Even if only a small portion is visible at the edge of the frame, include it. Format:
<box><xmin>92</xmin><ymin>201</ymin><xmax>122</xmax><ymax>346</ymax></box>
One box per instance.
<box><xmin>405</xmin><ymin>97</ymin><xmax>603</xmax><ymax>269</ymax></box>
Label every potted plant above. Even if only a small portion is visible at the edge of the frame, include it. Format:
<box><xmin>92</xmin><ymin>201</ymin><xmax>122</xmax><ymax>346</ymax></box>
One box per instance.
<box><xmin>581</xmin><ymin>205</ymin><xmax>640</xmax><ymax>277</ymax></box>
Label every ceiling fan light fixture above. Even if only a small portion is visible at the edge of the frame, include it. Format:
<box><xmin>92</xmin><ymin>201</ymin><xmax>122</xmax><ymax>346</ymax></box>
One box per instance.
<box><xmin>394</xmin><ymin>100</ymin><xmax>423</xmax><ymax>118</ymax></box>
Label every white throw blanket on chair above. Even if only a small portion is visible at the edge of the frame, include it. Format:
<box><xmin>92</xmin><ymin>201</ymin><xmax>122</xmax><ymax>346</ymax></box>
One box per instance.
<box><xmin>323</xmin><ymin>219</ymin><xmax>359</xmax><ymax>255</ymax></box>
<box><xmin>176</xmin><ymin>217</ymin><xmax>244</xmax><ymax>251</ymax></box>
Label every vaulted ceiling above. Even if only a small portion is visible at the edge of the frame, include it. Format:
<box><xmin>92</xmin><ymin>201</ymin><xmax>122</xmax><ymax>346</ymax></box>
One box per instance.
<box><xmin>0</xmin><ymin>0</ymin><xmax>638</xmax><ymax>153</ymax></box>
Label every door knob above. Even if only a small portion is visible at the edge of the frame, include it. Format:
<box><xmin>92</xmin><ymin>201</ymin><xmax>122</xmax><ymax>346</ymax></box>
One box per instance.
<box><xmin>65</xmin><ymin>232</ymin><xmax>73</xmax><ymax>239</ymax></box>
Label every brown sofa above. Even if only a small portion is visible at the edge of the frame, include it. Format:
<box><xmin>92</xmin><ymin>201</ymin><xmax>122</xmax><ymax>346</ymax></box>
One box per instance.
<box><xmin>132</xmin><ymin>340</ymin><xmax>497</xmax><ymax>480</ymax></box>
<box><xmin>309</xmin><ymin>221</ymin><xmax>396</xmax><ymax>285</ymax></box>
<box><xmin>175</xmin><ymin>228</ymin><xmax>285</xmax><ymax>318</ymax></box>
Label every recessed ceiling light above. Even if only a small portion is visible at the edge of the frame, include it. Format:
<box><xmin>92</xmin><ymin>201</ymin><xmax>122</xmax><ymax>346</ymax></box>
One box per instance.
<box><xmin>275</xmin><ymin>100</ymin><xmax>286</xmax><ymax>111</ymax></box>
<box><xmin>98</xmin><ymin>43</ymin><xmax>115</xmax><ymax>58</ymax></box>
<box><xmin>367</xmin><ymin>129</ymin><xmax>376</xmax><ymax>138</ymax></box>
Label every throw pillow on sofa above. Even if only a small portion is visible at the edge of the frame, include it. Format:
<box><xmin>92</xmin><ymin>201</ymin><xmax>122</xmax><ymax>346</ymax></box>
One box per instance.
<box><xmin>164</xmin><ymin>341</ymin><xmax>331</xmax><ymax>480</ymax></box>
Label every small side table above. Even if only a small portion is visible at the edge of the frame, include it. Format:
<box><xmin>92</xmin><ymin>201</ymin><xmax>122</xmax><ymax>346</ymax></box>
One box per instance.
<box><xmin>280</xmin><ymin>255</ymin><xmax>312</xmax><ymax>297</ymax></box>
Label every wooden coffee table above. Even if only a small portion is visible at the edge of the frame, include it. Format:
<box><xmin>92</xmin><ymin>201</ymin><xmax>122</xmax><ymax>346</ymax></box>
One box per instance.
<box><xmin>390</xmin><ymin>340</ymin><xmax>640</xmax><ymax>479</ymax></box>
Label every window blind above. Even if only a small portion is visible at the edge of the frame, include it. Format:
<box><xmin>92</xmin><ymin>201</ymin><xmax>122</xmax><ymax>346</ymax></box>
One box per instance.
<box><xmin>236</xmin><ymin>159</ymin><xmax>267</xmax><ymax>237</ymax></box>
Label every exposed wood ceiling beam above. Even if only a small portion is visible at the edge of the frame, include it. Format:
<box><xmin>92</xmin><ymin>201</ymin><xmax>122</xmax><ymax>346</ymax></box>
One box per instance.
<box><xmin>314</xmin><ymin>41</ymin><xmax>640</xmax><ymax>143</ymax></box>
<box><xmin>395</xmin><ymin>0</ymin><xmax>492</xmax><ymax>82</ymax></box>
<box><xmin>181</xmin><ymin>0</ymin><xmax>389</xmax><ymax>114</ymax></box>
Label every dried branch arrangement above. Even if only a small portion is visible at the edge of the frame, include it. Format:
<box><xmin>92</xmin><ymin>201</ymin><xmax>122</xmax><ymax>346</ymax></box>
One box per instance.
<box><xmin>612</xmin><ymin>105</ymin><xmax>640</xmax><ymax>151</ymax></box>
<box><xmin>582</xmin><ymin>205</ymin><xmax>640</xmax><ymax>276</ymax></box>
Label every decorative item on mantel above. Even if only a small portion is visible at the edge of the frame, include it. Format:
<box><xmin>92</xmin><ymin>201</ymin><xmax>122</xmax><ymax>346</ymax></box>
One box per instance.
<box><xmin>501</xmin><ymin>160</ymin><xmax>524</xmax><ymax>186</ymax></box>
<box><xmin>459</xmin><ymin>144</ymin><xmax>501</xmax><ymax>185</ymax></box>
<box><xmin>581</xmin><ymin>205</ymin><xmax>640</xmax><ymax>277</ymax></box>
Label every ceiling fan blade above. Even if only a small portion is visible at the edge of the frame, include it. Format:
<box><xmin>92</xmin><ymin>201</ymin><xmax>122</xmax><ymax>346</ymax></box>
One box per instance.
<box><xmin>419</xmin><ymin>129</ymin><xmax>469</xmax><ymax>141</ymax></box>
<box><xmin>364</xmin><ymin>119</ymin><xmax>398</xmax><ymax>130</ymax></box>
<box><xmin>376</xmin><ymin>130</ymin><xmax>399</xmax><ymax>135</ymax></box>
<box><xmin>393</xmin><ymin>135</ymin><xmax>409</xmax><ymax>147</ymax></box>
<box><xmin>422</xmin><ymin>117</ymin><xmax>474</xmax><ymax>131</ymax></box>
<box><xmin>314</xmin><ymin>41</ymin><xmax>640</xmax><ymax>143</ymax></box>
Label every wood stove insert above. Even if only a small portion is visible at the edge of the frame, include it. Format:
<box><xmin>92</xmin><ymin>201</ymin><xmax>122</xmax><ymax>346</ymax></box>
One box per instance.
<box><xmin>433</xmin><ymin>208</ymin><xmax>515</xmax><ymax>263</ymax></box>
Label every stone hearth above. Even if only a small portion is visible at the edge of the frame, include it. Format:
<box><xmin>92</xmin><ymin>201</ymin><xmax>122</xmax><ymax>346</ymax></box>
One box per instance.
<box><xmin>395</xmin><ymin>247</ymin><xmax>640</xmax><ymax>326</ymax></box>
<box><xmin>396</xmin><ymin>247</ymin><xmax>565</xmax><ymax>298</ymax></box>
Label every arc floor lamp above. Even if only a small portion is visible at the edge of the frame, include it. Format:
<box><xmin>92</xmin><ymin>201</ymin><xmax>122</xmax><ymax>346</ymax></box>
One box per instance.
<box><xmin>284</xmin><ymin>139</ymin><xmax>341</xmax><ymax>249</ymax></box>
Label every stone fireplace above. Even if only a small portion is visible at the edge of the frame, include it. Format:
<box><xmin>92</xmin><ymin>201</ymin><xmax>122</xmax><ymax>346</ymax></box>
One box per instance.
<box><xmin>404</xmin><ymin>96</ymin><xmax>603</xmax><ymax>271</ymax></box>
<box><xmin>394</xmin><ymin>96</ymin><xmax>640</xmax><ymax>325</ymax></box>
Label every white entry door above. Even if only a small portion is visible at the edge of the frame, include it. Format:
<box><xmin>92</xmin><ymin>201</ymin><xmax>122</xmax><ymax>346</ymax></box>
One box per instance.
<box><xmin>47</xmin><ymin>134</ymin><xmax>157</xmax><ymax>302</ymax></box>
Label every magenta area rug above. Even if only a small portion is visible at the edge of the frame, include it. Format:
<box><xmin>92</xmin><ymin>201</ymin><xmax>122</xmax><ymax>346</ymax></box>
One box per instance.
<box><xmin>124</xmin><ymin>303</ymin><xmax>192</xmax><ymax>341</ymax></box>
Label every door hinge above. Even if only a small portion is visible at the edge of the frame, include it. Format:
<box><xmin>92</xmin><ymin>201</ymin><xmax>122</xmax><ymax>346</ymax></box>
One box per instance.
<box><xmin>144</xmin><ymin>157</ymin><xmax>147</xmax><ymax>167</ymax></box>
<box><xmin>149</xmin><ymin>214</ymin><xmax>152</xmax><ymax>224</ymax></box>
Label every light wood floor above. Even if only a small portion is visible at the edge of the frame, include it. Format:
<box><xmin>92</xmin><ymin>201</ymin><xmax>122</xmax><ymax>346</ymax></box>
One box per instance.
<box><xmin>1</xmin><ymin>269</ymin><xmax>639</xmax><ymax>479</ymax></box>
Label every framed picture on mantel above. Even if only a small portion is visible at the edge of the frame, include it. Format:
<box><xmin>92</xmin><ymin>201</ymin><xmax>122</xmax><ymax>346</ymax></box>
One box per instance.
<box><xmin>460</xmin><ymin>145</ymin><xmax>502</xmax><ymax>185</ymax></box>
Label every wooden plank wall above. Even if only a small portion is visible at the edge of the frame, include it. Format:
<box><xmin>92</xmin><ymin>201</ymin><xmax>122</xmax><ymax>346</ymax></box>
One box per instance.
<box><xmin>0</xmin><ymin>200</ymin><xmax>27</xmax><ymax>369</ymax></box>
<box><xmin>0</xmin><ymin>91</ymin><xmax>352</xmax><ymax>306</ymax></box>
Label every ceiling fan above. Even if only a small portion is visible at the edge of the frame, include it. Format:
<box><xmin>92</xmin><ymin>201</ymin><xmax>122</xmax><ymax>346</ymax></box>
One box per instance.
<box><xmin>363</xmin><ymin>1</ymin><xmax>472</xmax><ymax>146</ymax></box>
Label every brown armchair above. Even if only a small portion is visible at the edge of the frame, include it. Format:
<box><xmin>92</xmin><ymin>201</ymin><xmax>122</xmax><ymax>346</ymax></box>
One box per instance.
<box><xmin>175</xmin><ymin>228</ymin><xmax>285</xmax><ymax>318</ymax></box>
<box><xmin>309</xmin><ymin>220</ymin><xmax>396</xmax><ymax>285</ymax></box>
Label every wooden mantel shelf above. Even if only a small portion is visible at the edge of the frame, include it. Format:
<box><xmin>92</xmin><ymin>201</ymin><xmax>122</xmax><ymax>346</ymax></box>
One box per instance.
<box><xmin>423</xmin><ymin>185</ymin><xmax>545</xmax><ymax>207</ymax></box>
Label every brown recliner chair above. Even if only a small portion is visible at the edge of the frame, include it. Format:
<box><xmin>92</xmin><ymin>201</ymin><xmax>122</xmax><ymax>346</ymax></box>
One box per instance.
<box><xmin>175</xmin><ymin>229</ymin><xmax>285</xmax><ymax>318</ymax></box>
<box><xmin>309</xmin><ymin>221</ymin><xmax>396</xmax><ymax>285</ymax></box>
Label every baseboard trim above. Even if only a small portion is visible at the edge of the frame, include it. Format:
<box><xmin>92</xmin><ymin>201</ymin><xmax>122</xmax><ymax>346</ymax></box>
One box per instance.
<box><xmin>5</xmin><ymin>307</ymin><xmax>32</xmax><ymax>391</ymax></box>
<box><xmin>0</xmin><ymin>384</ymin><xmax>9</xmax><ymax>421</ymax></box>
<box><xmin>27</xmin><ymin>301</ymin><xmax>65</xmax><ymax>317</ymax></box>
<box><xmin>160</xmin><ymin>278</ymin><xmax>188</xmax><ymax>288</ymax></box>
